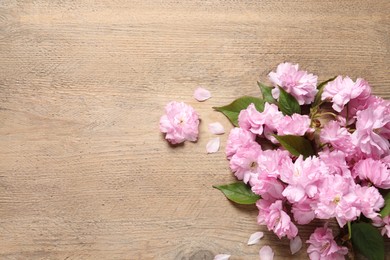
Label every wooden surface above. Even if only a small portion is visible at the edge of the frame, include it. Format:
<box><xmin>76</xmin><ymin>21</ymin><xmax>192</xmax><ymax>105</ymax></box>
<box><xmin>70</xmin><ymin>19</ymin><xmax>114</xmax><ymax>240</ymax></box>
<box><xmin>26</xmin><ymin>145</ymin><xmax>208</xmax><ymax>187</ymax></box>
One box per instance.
<box><xmin>0</xmin><ymin>1</ymin><xmax>389</xmax><ymax>259</ymax></box>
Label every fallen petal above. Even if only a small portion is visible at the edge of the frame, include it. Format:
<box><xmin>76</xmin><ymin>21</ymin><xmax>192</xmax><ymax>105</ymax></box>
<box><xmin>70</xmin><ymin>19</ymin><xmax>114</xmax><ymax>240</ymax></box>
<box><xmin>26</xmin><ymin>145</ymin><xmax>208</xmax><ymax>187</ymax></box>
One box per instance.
<box><xmin>259</xmin><ymin>246</ymin><xmax>274</xmax><ymax>260</ymax></box>
<box><xmin>290</xmin><ymin>235</ymin><xmax>302</xmax><ymax>255</ymax></box>
<box><xmin>194</xmin><ymin>87</ymin><xmax>211</xmax><ymax>101</ymax></box>
<box><xmin>214</xmin><ymin>254</ymin><xmax>230</xmax><ymax>260</ymax></box>
<box><xmin>208</xmin><ymin>122</ymin><xmax>225</xmax><ymax>135</ymax></box>
<box><xmin>247</xmin><ymin>231</ymin><xmax>264</xmax><ymax>245</ymax></box>
<box><xmin>206</xmin><ymin>137</ymin><xmax>220</xmax><ymax>153</ymax></box>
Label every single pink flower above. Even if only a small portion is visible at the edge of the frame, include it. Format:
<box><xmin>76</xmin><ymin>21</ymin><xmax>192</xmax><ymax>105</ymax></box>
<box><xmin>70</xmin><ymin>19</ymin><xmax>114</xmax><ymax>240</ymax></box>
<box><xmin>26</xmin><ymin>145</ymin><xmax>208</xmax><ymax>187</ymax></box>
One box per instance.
<box><xmin>320</xmin><ymin>121</ymin><xmax>356</xmax><ymax>156</ymax></box>
<box><xmin>314</xmin><ymin>174</ymin><xmax>360</xmax><ymax>227</ymax></box>
<box><xmin>238</xmin><ymin>103</ymin><xmax>284</xmax><ymax>141</ymax></box>
<box><xmin>277</xmin><ymin>114</ymin><xmax>313</xmax><ymax>136</ymax></box>
<box><xmin>353</xmin><ymin>158</ymin><xmax>390</xmax><ymax>189</ymax></box>
<box><xmin>321</xmin><ymin>76</ymin><xmax>371</xmax><ymax>112</ymax></box>
<box><xmin>225</xmin><ymin>127</ymin><xmax>257</xmax><ymax>159</ymax></box>
<box><xmin>279</xmin><ymin>156</ymin><xmax>325</xmax><ymax>204</ymax></box>
<box><xmin>306</xmin><ymin>224</ymin><xmax>348</xmax><ymax>260</ymax></box>
<box><xmin>159</xmin><ymin>101</ymin><xmax>199</xmax><ymax>144</ymax></box>
<box><xmin>268</xmin><ymin>62</ymin><xmax>318</xmax><ymax>105</ymax></box>
<box><xmin>318</xmin><ymin>150</ymin><xmax>351</xmax><ymax>177</ymax></box>
<box><xmin>229</xmin><ymin>143</ymin><xmax>262</xmax><ymax>184</ymax></box>
<box><xmin>251</xmin><ymin>174</ymin><xmax>285</xmax><ymax>201</ymax></box>
<box><xmin>355</xmin><ymin>185</ymin><xmax>384</xmax><ymax>219</ymax></box>
<box><xmin>352</xmin><ymin>104</ymin><xmax>390</xmax><ymax>158</ymax></box>
<box><xmin>257</xmin><ymin>199</ymin><xmax>298</xmax><ymax>239</ymax></box>
<box><xmin>238</xmin><ymin>103</ymin><xmax>265</xmax><ymax>135</ymax></box>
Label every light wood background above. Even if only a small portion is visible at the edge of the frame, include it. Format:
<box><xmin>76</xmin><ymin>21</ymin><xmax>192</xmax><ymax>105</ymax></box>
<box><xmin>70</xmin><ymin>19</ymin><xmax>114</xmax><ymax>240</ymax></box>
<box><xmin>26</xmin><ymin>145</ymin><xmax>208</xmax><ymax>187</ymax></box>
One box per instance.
<box><xmin>0</xmin><ymin>1</ymin><xmax>389</xmax><ymax>259</ymax></box>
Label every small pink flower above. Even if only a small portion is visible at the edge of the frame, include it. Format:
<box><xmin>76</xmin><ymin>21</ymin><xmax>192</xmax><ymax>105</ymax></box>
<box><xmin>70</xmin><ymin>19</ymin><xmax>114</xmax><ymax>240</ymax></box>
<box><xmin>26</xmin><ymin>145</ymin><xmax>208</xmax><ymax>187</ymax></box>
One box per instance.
<box><xmin>279</xmin><ymin>156</ymin><xmax>325</xmax><ymax>204</ymax></box>
<box><xmin>257</xmin><ymin>199</ymin><xmax>298</xmax><ymax>239</ymax></box>
<box><xmin>238</xmin><ymin>103</ymin><xmax>284</xmax><ymax>141</ymax></box>
<box><xmin>353</xmin><ymin>158</ymin><xmax>390</xmax><ymax>189</ymax></box>
<box><xmin>355</xmin><ymin>185</ymin><xmax>384</xmax><ymax>219</ymax></box>
<box><xmin>321</xmin><ymin>76</ymin><xmax>371</xmax><ymax>112</ymax></box>
<box><xmin>320</xmin><ymin>121</ymin><xmax>355</xmax><ymax>156</ymax></box>
<box><xmin>238</xmin><ymin>103</ymin><xmax>266</xmax><ymax>135</ymax></box>
<box><xmin>306</xmin><ymin>224</ymin><xmax>348</xmax><ymax>260</ymax></box>
<box><xmin>268</xmin><ymin>62</ymin><xmax>318</xmax><ymax>105</ymax></box>
<box><xmin>225</xmin><ymin>127</ymin><xmax>257</xmax><ymax>159</ymax></box>
<box><xmin>352</xmin><ymin>104</ymin><xmax>390</xmax><ymax>158</ymax></box>
<box><xmin>277</xmin><ymin>114</ymin><xmax>313</xmax><ymax>136</ymax></box>
<box><xmin>318</xmin><ymin>150</ymin><xmax>351</xmax><ymax>177</ymax></box>
<box><xmin>159</xmin><ymin>101</ymin><xmax>199</xmax><ymax>144</ymax></box>
<box><xmin>314</xmin><ymin>174</ymin><xmax>360</xmax><ymax>227</ymax></box>
<box><xmin>229</xmin><ymin>143</ymin><xmax>262</xmax><ymax>184</ymax></box>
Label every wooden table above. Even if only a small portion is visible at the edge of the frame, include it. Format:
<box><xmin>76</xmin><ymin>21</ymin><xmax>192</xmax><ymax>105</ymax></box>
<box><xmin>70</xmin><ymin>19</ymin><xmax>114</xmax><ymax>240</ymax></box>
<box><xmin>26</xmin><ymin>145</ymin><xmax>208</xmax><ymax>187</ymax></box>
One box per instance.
<box><xmin>1</xmin><ymin>1</ymin><xmax>389</xmax><ymax>259</ymax></box>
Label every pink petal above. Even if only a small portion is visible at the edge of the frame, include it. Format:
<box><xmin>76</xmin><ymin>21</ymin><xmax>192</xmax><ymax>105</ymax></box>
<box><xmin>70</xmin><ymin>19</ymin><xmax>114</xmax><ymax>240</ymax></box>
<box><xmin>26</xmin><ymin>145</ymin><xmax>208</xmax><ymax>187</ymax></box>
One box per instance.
<box><xmin>208</xmin><ymin>122</ymin><xmax>225</xmax><ymax>135</ymax></box>
<box><xmin>290</xmin><ymin>236</ymin><xmax>302</xmax><ymax>255</ymax></box>
<box><xmin>206</xmin><ymin>137</ymin><xmax>220</xmax><ymax>153</ymax></box>
<box><xmin>214</xmin><ymin>254</ymin><xmax>230</xmax><ymax>260</ymax></box>
<box><xmin>247</xmin><ymin>231</ymin><xmax>264</xmax><ymax>245</ymax></box>
<box><xmin>259</xmin><ymin>246</ymin><xmax>274</xmax><ymax>260</ymax></box>
<box><xmin>194</xmin><ymin>87</ymin><xmax>211</xmax><ymax>101</ymax></box>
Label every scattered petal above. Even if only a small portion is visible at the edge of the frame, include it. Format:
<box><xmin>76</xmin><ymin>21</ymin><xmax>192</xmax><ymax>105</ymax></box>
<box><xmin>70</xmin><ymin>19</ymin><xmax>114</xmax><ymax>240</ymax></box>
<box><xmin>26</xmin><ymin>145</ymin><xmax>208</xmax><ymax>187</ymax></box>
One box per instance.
<box><xmin>194</xmin><ymin>87</ymin><xmax>211</xmax><ymax>101</ymax></box>
<box><xmin>214</xmin><ymin>254</ymin><xmax>230</xmax><ymax>260</ymax></box>
<box><xmin>247</xmin><ymin>231</ymin><xmax>264</xmax><ymax>245</ymax></box>
<box><xmin>290</xmin><ymin>235</ymin><xmax>302</xmax><ymax>255</ymax></box>
<box><xmin>259</xmin><ymin>246</ymin><xmax>274</xmax><ymax>260</ymax></box>
<box><xmin>209</xmin><ymin>122</ymin><xmax>225</xmax><ymax>135</ymax></box>
<box><xmin>207</xmin><ymin>137</ymin><xmax>220</xmax><ymax>153</ymax></box>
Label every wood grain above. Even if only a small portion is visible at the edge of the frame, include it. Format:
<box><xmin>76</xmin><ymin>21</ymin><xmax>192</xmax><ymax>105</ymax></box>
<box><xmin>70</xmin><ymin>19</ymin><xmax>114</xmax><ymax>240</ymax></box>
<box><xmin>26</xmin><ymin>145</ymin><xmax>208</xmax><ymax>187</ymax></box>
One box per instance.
<box><xmin>0</xmin><ymin>0</ymin><xmax>389</xmax><ymax>259</ymax></box>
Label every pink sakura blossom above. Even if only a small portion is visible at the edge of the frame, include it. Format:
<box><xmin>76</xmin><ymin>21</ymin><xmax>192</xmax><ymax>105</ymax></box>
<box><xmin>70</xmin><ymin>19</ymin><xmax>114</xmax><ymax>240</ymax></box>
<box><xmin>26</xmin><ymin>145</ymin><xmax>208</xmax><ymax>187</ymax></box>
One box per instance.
<box><xmin>225</xmin><ymin>127</ymin><xmax>257</xmax><ymax>159</ymax></box>
<box><xmin>353</xmin><ymin>158</ymin><xmax>390</xmax><ymax>189</ymax></box>
<box><xmin>229</xmin><ymin>143</ymin><xmax>262</xmax><ymax>184</ymax></box>
<box><xmin>355</xmin><ymin>185</ymin><xmax>384</xmax><ymax>219</ymax></box>
<box><xmin>159</xmin><ymin>101</ymin><xmax>199</xmax><ymax>144</ymax></box>
<box><xmin>279</xmin><ymin>156</ymin><xmax>325</xmax><ymax>204</ymax></box>
<box><xmin>320</xmin><ymin>120</ymin><xmax>356</xmax><ymax>156</ymax></box>
<box><xmin>318</xmin><ymin>150</ymin><xmax>351</xmax><ymax>177</ymax></box>
<box><xmin>352</xmin><ymin>104</ymin><xmax>390</xmax><ymax>158</ymax></box>
<box><xmin>238</xmin><ymin>103</ymin><xmax>283</xmax><ymax>139</ymax></box>
<box><xmin>257</xmin><ymin>199</ymin><xmax>298</xmax><ymax>239</ymax></box>
<box><xmin>306</xmin><ymin>224</ymin><xmax>348</xmax><ymax>260</ymax></box>
<box><xmin>268</xmin><ymin>62</ymin><xmax>318</xmax><ymax>105</ymax></box>
<box><xmin>321</xmin><ymin>76</ymin><xmax>371</xmax><ymax>112</ymax></box>
<box><xmin>314</xmin><ymin>174</ymin><xmax>360</xmax><ymax>227</ymax></box>
<box><xmin>277</xmin><ymin>114</ymin><xmax>313</xmax><ymax>136</ymax></box>
<box><xmin>251</xmin><ymin>149</ymin><xmax>290</xmax><ymax>200</ymax></box>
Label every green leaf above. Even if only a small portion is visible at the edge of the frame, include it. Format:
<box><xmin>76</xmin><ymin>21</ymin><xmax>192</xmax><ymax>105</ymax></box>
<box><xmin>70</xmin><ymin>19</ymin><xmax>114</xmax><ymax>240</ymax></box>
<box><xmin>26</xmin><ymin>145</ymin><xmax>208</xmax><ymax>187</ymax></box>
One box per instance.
<box><xmin>273</xmin><ymin>135</ymin><xmax>315</xmax><ymax>158</ymax></box>
<box><xmin>351</xmin><ymin>222</ymin><xmax>384</xmax><ymax>260</ymax></box>
<box><xmin>278</xmin><ymin>87</ymin><xmax>301</xmax><ymax>115</ymax></box>
<box><xmin>213</xmin><ymin>182</ymin><xmax>260</xmax><ymax>204</ymax></box>
<box><xmin>257</xmin><ymin>82</ymin><xmax>276</xmax><ymax>104</ymax></box>
<box><xmin>380</xmin><ymin>192</ymin><xmax>390</xmax><ymax>217</ymax></box>
<box><xmin>213</xmin><ymin>96</ymin><xmax>265</xmax><ymax>126</ymax></box>
<box><xmin>313</xmin><ymin>76</ymin><xmax>337</xmax><ymax>107</ymax></box>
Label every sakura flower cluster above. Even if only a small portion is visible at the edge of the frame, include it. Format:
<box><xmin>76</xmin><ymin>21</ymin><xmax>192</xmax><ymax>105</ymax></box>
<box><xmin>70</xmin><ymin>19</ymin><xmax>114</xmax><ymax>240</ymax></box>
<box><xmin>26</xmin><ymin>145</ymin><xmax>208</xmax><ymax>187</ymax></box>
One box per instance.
<box><xmin>224</xmin><ymin>62</ymin><xmax>390</xmax><ymax>259</ymax></box>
